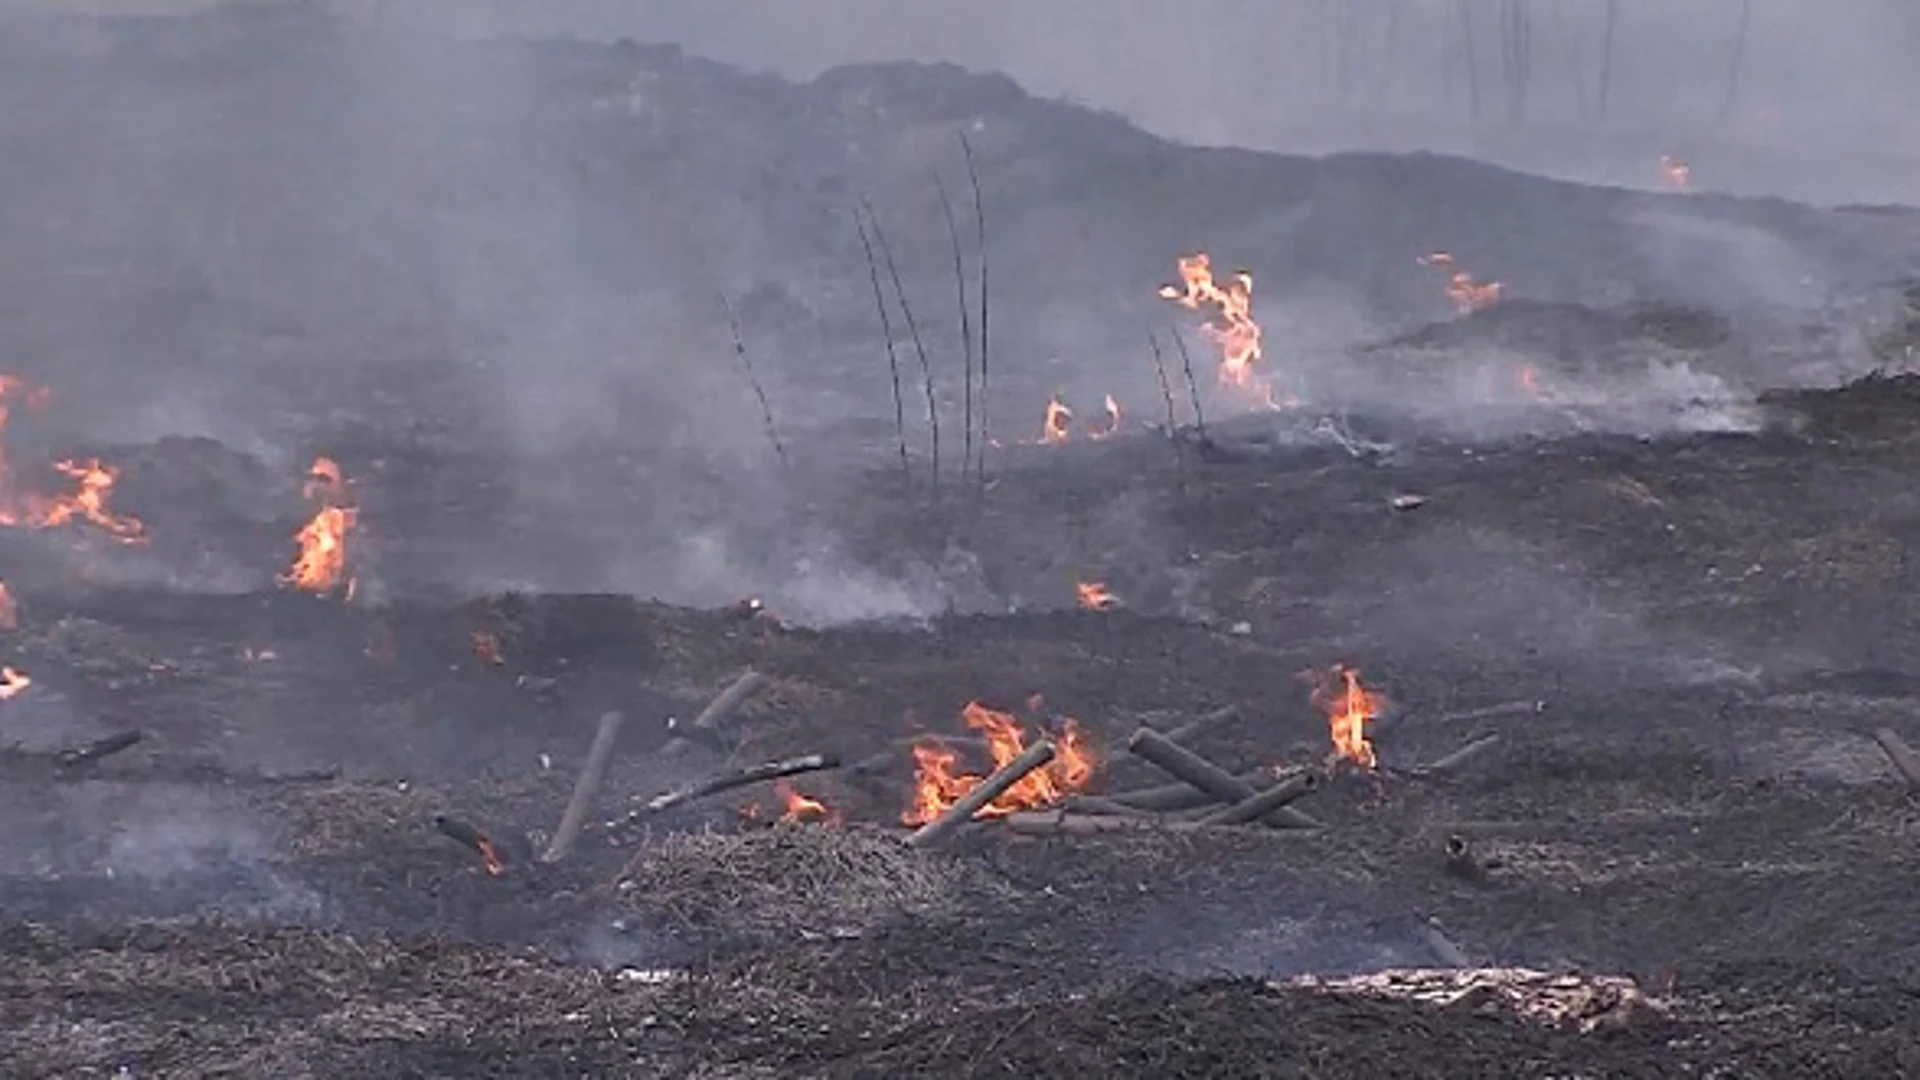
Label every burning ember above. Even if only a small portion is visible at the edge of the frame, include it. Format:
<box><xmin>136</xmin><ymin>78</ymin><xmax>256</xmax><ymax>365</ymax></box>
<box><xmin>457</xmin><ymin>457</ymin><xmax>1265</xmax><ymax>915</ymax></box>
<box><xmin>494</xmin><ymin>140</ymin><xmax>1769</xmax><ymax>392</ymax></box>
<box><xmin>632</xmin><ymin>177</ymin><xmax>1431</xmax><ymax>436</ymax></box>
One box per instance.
<box><xmin>280</xmin><ymin>456</ymin><xmax>357</xmax><ymax>597</ymax></box>
<box><xmin>1075</xmin><ymin>581</ymin><xmax>1120</xmax><ymax>611</ymax></box>
<box><xmin>0</xmin><ymin>666</ymin><xmax>30</xmax><ymax>700</ymax></box>
<box><xmin>0</xmin><ymin>377</ymin><xmax>144</xmax><ymax>542</ymax></box>
<box><xmin>1660</xmin><ymin>155</ymin><xmax>1692</xmax><ymax>192</ymax></box>
<box><xmin>1159</xmin><ymin>252</ymin><xmax>1272</xmax><ymax>398</ymax></box>
<box><xmin>775</xmin><ymin>782</ymin><xmax>832</xmax><ymax>824</ymax></box>
<box><xmin>1419</xmin><ymin>252</ymin><xmax>1502</xmax><ymax>316</ymax></box>
<box><xmin>902</xmin><ymin>702</ymin><xmax>1096</xmax><ymax>825</ymax></box>
<box><xmin>1041</xmin><ymin>394</ymin><xmax>1072</xmax><ymax>445</ymax></box>
<box><xmin>0</xmin><ymin>581</ymin><xmax>15</xmax><ymax>631</ymax></box>
<box><xmin>1310</xmin><ymin>665</ymin><xmax>1387</xmax><ymax>771</ymax></box>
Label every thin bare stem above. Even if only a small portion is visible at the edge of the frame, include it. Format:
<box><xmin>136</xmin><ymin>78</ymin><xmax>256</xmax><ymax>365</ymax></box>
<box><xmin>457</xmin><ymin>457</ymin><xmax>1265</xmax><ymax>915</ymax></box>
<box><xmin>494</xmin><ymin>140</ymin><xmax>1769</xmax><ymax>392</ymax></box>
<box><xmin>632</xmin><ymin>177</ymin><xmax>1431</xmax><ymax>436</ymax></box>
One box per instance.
<box><xmin>1169</xmin><ymin>324</ymin><xmax>1209</xmax><ymax>442</ymax></box>
<box><xmin>935</xmin><ymin>174</ymin><xmax>974</xmax><ymax>486</ymax></box>
<box><xmin>958</xmin><ymin>130</ymin><xmax>988</xmax><ymax>492</ymax></box>
<box><xmin>1148</xmin><ymin>331</ymin><xmax>1185</xmax><ymax>496</ymax></box>
<box><xmin>863</xmin><ymin>197</ymin><xmax>940</xmax><ymax>499</ymax></box>
<box><xmin>856</xmin><ymin>209</ymin><xmax>911</xmax><ymax>490</ymax></box>
<box><xmin>719</xmin><ymin>292</ymin><xmax>790</xmax><ymax>470</ymax></box>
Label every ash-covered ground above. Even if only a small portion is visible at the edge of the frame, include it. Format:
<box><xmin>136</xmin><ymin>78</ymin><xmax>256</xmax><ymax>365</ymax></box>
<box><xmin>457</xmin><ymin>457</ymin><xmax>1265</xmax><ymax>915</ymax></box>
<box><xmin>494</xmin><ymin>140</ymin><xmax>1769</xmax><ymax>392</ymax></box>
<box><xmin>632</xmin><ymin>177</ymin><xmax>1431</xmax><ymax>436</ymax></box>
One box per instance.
<box><xmin>5</xmin><ymin>7</ymin><xmax>1920</xmax><ymax>1078</ymax></box>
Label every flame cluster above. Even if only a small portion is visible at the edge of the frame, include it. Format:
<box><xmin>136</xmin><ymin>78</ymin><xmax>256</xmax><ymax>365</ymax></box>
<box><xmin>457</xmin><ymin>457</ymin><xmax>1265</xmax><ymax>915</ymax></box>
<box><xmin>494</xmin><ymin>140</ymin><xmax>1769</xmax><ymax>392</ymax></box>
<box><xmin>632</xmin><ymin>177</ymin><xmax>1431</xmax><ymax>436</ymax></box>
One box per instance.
<box><xmin>1659</xmin><ymin>155</ymin><xmax>1692</xmax><ymax>192</ymax></box>
<box><xmin>1075</xmin><ymin>581</ymin><xmax>1120</xmax><ymax>611</ymax></box>
<box><xmin>1160</xmin><ymin>253</ymin><xmax>1264</xmax><ymax>390</ymax></box>
<box><xmin>1310</xmin><ymin>664</ymin><xmax>1387</xmax><ymax>771</ymax></box>
<box><xmin>280</xmin><ymin>456</ymin><xmax>357</xmax><ymax>597</ymax></box>
<box><xmin>1419</xmin><ymin>252</ymin><xmax>1502</xmax><ymax>316</ymax></box>
<box><xmin>0</xmin><ymin>376</ymin><xmax>144</xmax><ymax>543</ymax></box>
<box><xmin>1038</xmin><ymin>393</ymin><xmax>1121</xmax><ymax>445</ymax></box>
<box><xmin>775</xmin><ymin>782</ymin><xmax>832</xmax><ymax>824</ymax></box>
<box><xmin>903</xmin><ymin>701</ymin><xmax>1096</xmax><ymax>826</ymax></box>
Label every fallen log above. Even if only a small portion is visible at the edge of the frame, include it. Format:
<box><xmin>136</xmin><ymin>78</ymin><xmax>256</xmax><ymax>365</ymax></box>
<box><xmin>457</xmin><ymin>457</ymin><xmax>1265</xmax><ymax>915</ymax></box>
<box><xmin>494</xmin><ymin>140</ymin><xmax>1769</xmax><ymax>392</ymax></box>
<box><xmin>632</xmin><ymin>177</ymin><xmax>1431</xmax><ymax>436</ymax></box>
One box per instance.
<box><xmin>1413</xmin><ymin>734</ymin><xmax>1503</xmax><ymax>777</ymax></box>
<box><xmin>1196</xmin><ymin>769</ymin><xmax>1318</xmax><ymax>826</ymax></box>
<box><xmin>1421</xmin><ymin>921</ymin><xmax>1470</xmax><ymax>967</ymax></box>
<box><xmin>541</xmin><ymin>710</ymin><xmax>628</xmax><ymax>864</ymax></box>
<box><xmin>1001</xmin><ymin>809</ymin><xmax>1213</xmax><ymax>837</ymax></box>
<box><xmin>432</xmin><ymin>813</ymin><xmax>506</xmax><ymax>875</ymax></box>
<box><xmin>639</xmin><ymin>752</ymin><xmax>839</xmax><ymax>816</ymax></box>
<box><xmin>1104</xmin><ymin>768</ymin><xmax>1275</xmax><ymax>812</ymax></box>
<box><xmin>1057</xmin><ymin>794</ymin><xmax>1155</xmax><ymax>817</ymax></box>
<box><xmin>1872</xmin><ymin>727</ymin><xmax>1920</xmax><ymax>790</ymax></box>
<box><xmin>661</xmin><ymin>669</ymin><xmax>769</xmax><ymax>756</ymax></box>
<box><xmin>1126</xmin><ymin>728</ymin><xmax>1319</xmax><ymax>828</ymax></box>
<box><xmin>55</xmin><ymin>730</ymin><xmax>144</xmax><ymax>768</ymax></box>
<box><xmin>908</xmin><ymin>740</ymin><xmax>1055</xmax><ymax>849</ymax></box>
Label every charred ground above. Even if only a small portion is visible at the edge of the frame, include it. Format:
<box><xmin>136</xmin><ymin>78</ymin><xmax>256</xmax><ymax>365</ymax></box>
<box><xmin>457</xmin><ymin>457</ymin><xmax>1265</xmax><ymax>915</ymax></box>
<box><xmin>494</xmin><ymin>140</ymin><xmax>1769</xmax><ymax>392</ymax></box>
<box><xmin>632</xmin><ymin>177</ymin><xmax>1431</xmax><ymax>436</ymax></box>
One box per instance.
<box><xmin>4</xmin><ymin>7</ymin><xmax>1920</xmax><ymax>1079</ymax></box>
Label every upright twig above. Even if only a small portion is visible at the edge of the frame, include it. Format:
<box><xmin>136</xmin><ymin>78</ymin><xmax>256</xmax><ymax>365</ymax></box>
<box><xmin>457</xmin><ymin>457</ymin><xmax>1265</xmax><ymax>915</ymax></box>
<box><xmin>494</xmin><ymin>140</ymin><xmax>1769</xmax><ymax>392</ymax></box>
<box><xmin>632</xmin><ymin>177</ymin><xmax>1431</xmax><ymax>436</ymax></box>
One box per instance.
<box><xmin>718</xmin><ymin>292</ymin><xmax>790</xmax><ymax>470</ymax></box>
<box><xmin>541</xmin><ymin>710</ymin><xmax>628</xmax><ymax>864</ymax></box>
<box><xmin>863</xmin><ymin>197</ymin><xmax>940</xmax><ymax>499</ymax></box>
<box><xmin>1168</xmin><ymin>325</ymin><xmax>1209</xmax><ymax>443</ymax></box>
<box><xmin>1716</xmin><ymin>0</ymin><xmax>1751</xmax><ymax>126</ymax></box>
<box><xmin>1148</xmin><ymin>331</ymin><xmax>1185</xmax><ymax>495</ymax></box>
<box><xmin>856</xmin><ymin>209</ymin><xmax>912</xmax><ymax>490</ymax></box>
<box><xmin>935</xmin><ymin>174</ymin><xmax>975</xmax><ymax>486</ymax></box>
<box><xmin>958</xmin><ymin>131</ymin><xmax>989</xmax><ymax>492</ymax></box>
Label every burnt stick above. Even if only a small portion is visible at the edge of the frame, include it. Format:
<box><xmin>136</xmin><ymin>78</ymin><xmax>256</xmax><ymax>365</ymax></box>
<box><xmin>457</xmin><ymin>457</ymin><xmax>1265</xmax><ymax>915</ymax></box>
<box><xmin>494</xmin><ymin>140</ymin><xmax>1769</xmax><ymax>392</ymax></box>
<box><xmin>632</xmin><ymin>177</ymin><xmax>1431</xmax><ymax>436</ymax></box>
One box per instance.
<box><xmin>541</xmin><ymin>710</ymin><xmax>628</xmax><ymax>864</ymax></box>
<box><xmin>1872</xmin><ymin>727</ymin><xmax>1920</xmax><ymax>789</ymax></box>
<box><xmin>54</xmin><ymin>729</ymin><xmax>144</xmax><ymax>768</ymax></box>
<box><xmin>856</xmin><ymin>208</ymin><xmax>912</xmax><ymax>490</ymax></box>
<box><xmin>1001</xmin><ymin>810</ymin><xmax>1218</xmax><ymax>837</ymax></box>
<box><xmin>1162</xmin><ymin>703</ymin><xmax>1241</xmax><ymax>746</ymax></box>
<box><xmin>1057</xmin><ymin>794</ymin><xmax>1154</xmax><ymax>817</ymax></box>
<box><xmin>1126</xmin><ymin>727</ymin><xmax>1319</xmax><ymax>829</ymax></box>
<box><xmin>1197</xmin><ymin>770</ymin><xmax>1319</xmax><ymax>826</ymax></box>
<box><xmin>718</xmin><ymin>292</ymin><xmax>790</xmax><ymax>470</ymax></box>
<box><xmin>907</xmin><ymin>739</ymin><xmax>1054</xmax><ymax>849</ymax></box>
<box><xmin>1148</xmin><ymin>330</ymin><xmax>1185</xmax><ymax>495</ymax></box>
<box><xmin>1104</xmin><ymin>766</ymin><xmax>1274</xmax><ymax>812</ymax></box>
<box><xmin>935</xmin><ymin>173</ymin><xmax>975</xmax><ymax>485</ymax></box>
<box><xmin>863</xmin><ymin>198</ymin><xmax>941</xmax><ymax>497</ymax></box>
<box><xmin>958</xmin><ymin>129</ymin><xmax>988</xmax><ymax>492</ymax></box>
<box><xmin>640</xmin><ymin>753</ymin><xmax>840</xmax><ymax>816</ymax></box>
<box><xmin>661</xmin><ymin>668</ymin><xmax>768</xmax><ymax>757</ymax></box>
<box><xmin>1411</xmin><ymin>733</ymin><xmax>1504</xmax><ymax>777</ymax></box>
<box><xmin>432</xmin><ymin>813</ymin><xmax>505</xmax><ymax>873</ymax></box>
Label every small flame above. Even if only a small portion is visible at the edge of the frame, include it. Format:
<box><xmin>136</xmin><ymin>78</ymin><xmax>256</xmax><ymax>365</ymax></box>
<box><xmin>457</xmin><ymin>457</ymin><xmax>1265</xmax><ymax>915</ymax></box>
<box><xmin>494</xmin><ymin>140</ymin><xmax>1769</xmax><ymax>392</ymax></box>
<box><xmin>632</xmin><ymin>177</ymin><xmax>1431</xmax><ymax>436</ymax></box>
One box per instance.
<box><xmin>775</xmin><ymin>781</ymin><xmax>832</xmax><ymax>824</ymax></box>
<box><xmin>0</xmin><ymin>665</ymin><xmax>30</xmax><ymax>700</ymax></box>
<box><xmin>1041</xmin><ymin>394</ymin><xmax>1072</xmax><ymax>445</ymax></box>
<box><xmin>1088</xmin><ymin>394</ymin><xmax>1122</xmax><ymax>439</ymax></box>
<box><xmin>0</xmin><ymin>379</ymin><xmax>145</xmax><ymax>543</ymax></box>
<box><xmin>280</xmin><ymin>457</ymin><xmax>357</xmax><ymax>596</ymax></box>
<box><xmin>1659</xmin><ymin>155</ymin><xmax>1692</xmax><ymax>192</ymax></box>
<box><xmin>471</xmin><ymin>630</ymin><xmax>504</xmax><ymax>666</ymax></box>
<box><xmin>1075</xmin><ymin>581</ymin><xmax>1120</xmax><ymax>611</ymax></box>
<box><xmin>1419</xmin><ymin>252</ymin><xmax>1502</xmax><ymax>316</ymax></box>
<box><xmin>1310</xmin><ymin>664</ymin><xmax>1386</xmax><ymax>771</ymax></box>
<box><xmin>0</xmin><ymin>581</ymin><xmax>14</xmax><ymax>631</ymax></box>
<box><xmin>1159</xmin><ymin>253</ymin><xmax>1266</xmax><ymax>394</ymax></box>
<box><xmin>901</xmin><ymin>702</ymin><xmax>1098</xmax><ymax>825</ymax></box>
<box><xmin>475</xmin><ymin>835</ymin><xmax>505</xmax><ymax>876</ymax></box>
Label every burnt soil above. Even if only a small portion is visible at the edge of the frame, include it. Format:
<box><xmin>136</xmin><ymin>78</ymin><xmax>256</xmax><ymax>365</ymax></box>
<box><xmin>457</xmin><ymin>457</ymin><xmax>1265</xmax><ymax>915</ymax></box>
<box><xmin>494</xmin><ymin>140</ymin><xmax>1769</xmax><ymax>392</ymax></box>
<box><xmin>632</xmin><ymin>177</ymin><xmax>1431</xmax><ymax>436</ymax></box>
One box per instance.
<box><xmin>7</xmin><ymin>373</ymin><xmax>1920</xmax><ymax>1077</ymax></box>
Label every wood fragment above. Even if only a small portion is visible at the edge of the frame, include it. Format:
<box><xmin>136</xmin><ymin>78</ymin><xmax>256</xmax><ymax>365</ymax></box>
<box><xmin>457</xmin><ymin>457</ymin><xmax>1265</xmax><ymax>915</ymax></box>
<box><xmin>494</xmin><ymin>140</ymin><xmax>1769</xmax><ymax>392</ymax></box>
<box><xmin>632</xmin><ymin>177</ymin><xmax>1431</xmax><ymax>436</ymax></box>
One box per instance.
<box><xmin>1001</xmin><ymin>809</ymin><xmax>1214</xmax><ymax>837</ymax></box>
<box><xmin>1057</xmin><ymin>794</ymin><xmax>1154</xmax><ymax>817</ymax></box>
<box><xmin>1197</xmin><ymin>769</ymin><xmax>1319</xmax><ymax>826</ymax></box>
<box><xmin>907</xmin><ymin>740</ymin><xmax>1055</xmax><ymax>850</ymax></box>
<box><xmin>541</xmin><ymin>710</ymin><xmax>628</xmax><ymax>864</ymax></box>
<box><xmin>1126</xmin><ymin>727</ymin><xmax>1319</xmax><ymax>829</ymax></box>
<box><xmin>1163</xmin><ymin>704</ymin><xmax>1241</xmax><ymax>746</ymax></box>
<box><xmin>661</xmin><ymin>669</ymin><xmax>769</xmax><ymax>756</ymax></box>
<box><xmin>1104</xmin><ymin>768</ymin><xmax>1275</xmax><ymax>812</ymax></box>
<box><xmin>1413</xmin><ymin>734</ymin><xmax>1503</xmax><ymax>777</ymax></box>
<box><xmin>55</xmin><ymin>730</ymin><xmax>144</xmax><ymax>768</ymax></box>
<box><xmin>432</xmin><ymin>813</ymin><xmax>505</xmax><ymax>875</ymax></box>
<box><xmin>639</xmin><ymin>752</ymin><xmax>839</xmax><ymax>817</ymax></box>
<box><xmin>1872</xmin><ymin>727</ymin><xmax>1920</xmax><ymax>789</ymax></box>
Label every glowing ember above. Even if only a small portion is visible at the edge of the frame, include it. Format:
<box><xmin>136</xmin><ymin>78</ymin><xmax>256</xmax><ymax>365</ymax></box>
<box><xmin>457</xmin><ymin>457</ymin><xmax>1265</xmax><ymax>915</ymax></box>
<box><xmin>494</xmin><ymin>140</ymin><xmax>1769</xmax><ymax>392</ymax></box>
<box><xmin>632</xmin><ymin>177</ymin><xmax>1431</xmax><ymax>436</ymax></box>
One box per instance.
<box><xmin>1088</xmin><ymin>394</ymin><xmax>1122</xmax><ymax>439</ymax></box>
<box><xmin>0</xmin><ymin>666</ymin><xmax>29</xmax><ymax>700</ymax></box>
<box><xmin>1075</xmin><ymin>581</ymin><xmax>1120</xmax><ymax>611</ymax></box>
<box><xmin>1419</xmin><ymin>252</ymin><xmax>1502</xmax><ymax>316</ymax></box>
<box><xmin>0</xmin><ymin>581</ymin><xmax>14</xmax><ymax>631</ymax></box>
<box><xmin>280</xmin><ymin>456</ymin><xmax>357</xmax><ymax>597</ymax></box>
<box><xmin>1659</xmin><ymin>155</ymin><xmax>1692</xmax><ymax>192</ymax></box>
<box><xmin>476</xmin><ymin>835</ymin><xmax>505</xmax><ymax>876</ymax></box>
<box><xmin>776</xmin><ymin>782</ymin><xmax>832</xmax><ymax>824</ymax></box>
<box><xmin>471</xmin><ymin>631</ymin><xmax>504</xmax><ymax>666</ymax></box>
<box><xmin>901</xmin><ymin>701</ymin><xmax>1097</xmax><ymax>825</ymax></box>
<box><xmin>1159</xmin><ymin>252</ymin><xmax>1266</xmax><ymax>392</ymax></box>
<box><xmin>1041</xmin><ymin>394</ymin><xmax>1072</xmax><ymax>445</ymax></box>
<box><xmin>1310</xmin><ymin>665</ymin><xmax>1386</xmax><ymax>771</ymax></box>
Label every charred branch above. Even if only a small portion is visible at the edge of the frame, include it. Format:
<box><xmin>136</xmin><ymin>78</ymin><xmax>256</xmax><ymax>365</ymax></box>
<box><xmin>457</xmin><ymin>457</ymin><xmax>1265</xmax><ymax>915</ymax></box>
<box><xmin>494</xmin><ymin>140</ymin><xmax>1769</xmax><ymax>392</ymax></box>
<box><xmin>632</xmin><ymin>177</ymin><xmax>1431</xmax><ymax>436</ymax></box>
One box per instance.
<box><xmin>432</xmin><ymin>813</ymin><xmax>505</xmax><ymax>875</ymax></box>
<box><xmin>1000</xmin><ymin>809</ymin><xmax>1216</xmax><ymax>837</ymax></box>
<box><xmin>1125</xmin><ymin>727</ymin><xmax>1318</xmax><ymax>829</ymax></box>
<box><xmin>907</xmin><ymin>739</ymin><xmax>1055</xmax><ymax>849</ymax></box>
<box><xmin>1412</xmin><ymin>734</ymin><xmax>1503</xmax><ymax>778</ymax></box>
<box><xmin>1103</xmin><ymin>767</ymin><xmax>1275</xmax><ymax>813</ymax></box>
<box><xmin>1163</xmin><ymin>703</ymin><xmax>1241</xmax><ymax>746</ymax></box>
<box><xmin>54</xmin><ymin>729</ymin><xmax>144</xmax><ymax>768</ymax></box>
<box><xmin>639</xmin><ymin>752</ymin><xmax>840</xmax><ymax>817</ymax></box>
<box><xmin>541</xmin><ymin>710</ymin><xmax>628</xmax><ymax>864</ymax></box>
<box><xmin>662</xmin><ymin>668</ymin><xmax>768</xmax><ymax>757</ymax></box>
<box><xmin>1196</xmin><ymin>769</ymin><xmax>1319</xmax><ymax>826</ymax></box>
<box><xmin>1872</xmin><ymin>727</ymin><xmax>1920</xmax><ymax>790</ymax></box>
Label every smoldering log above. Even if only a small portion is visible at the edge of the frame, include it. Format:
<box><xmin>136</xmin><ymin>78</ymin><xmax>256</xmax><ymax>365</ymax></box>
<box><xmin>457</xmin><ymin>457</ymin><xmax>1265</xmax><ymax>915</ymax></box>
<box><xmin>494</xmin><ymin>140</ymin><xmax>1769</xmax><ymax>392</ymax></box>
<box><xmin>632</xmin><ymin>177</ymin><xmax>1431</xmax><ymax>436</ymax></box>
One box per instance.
<box><xmin>55</xmin><ymin>729</ymin><xmax>144</xmax><ymax>768</ymax></box>
<box><xmin>541</xmin><ymin>710</ymin><xmax>628</xmax><ymax>864</ymax></box>
<box><xmin>1413</xmin><ymin>734</ymin><xmax>1503</xmax><ymax>777</ymax></box>
<box><xmin>1872</xmin><ymin>727</ymin><xmax>1920</xmax><ymax>789</ymax></box>
<box><xmin>640</xmin><ymin>752</ymin><xmax>839</xmax><ymax>816</ymax></box>
<box><xmin>1001</xmin><ymin>809</ymin><xmax>1214</xmax><ymax>837</ymax></box>
<box><xmin>1196</xmin><ymin>769</ymin><xmax>1318</xmax><ymax>826</ymax></box>
<box><xmin>1126</xmin><ymin>728</ymin><xmax>1320</xmax><ymax>829</ymax></box>
<box><xmin>661</xmin><ymin>669</ymin><xmax>769</xmax><ymax>756</ymax></box>
<box><xmin>907</xmin><ymin>739</ymin><xmax>1055</xmax><ymax>850</ymax></box>
<box><xmin>432</xmin><ymin>813</ymin><xmax>506</xmax><ymax>873</ymax></box>
<box><xmin>1104</xmin><ymin>767</ymin><xmax>1275</xmax><ymax>812</ymax></box>
<box><xmin>1421</xmin><ymin>921</ymin><xmax>1471</xmax><ymax>967</ymax></box>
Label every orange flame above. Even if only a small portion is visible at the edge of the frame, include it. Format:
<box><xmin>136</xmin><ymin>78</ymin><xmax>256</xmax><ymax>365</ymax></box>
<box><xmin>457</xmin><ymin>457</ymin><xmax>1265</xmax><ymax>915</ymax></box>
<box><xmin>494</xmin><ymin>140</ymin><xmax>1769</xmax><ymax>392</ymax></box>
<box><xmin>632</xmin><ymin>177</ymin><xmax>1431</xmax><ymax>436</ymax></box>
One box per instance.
<box><xmin>0</xmin><ymin>378</ymin><xmax>145</xmax><ymax>543</ymax></box>
<box><xmin>1041</xmin><ymin>394</ymin><xmax>1072</xmax><ymax>445</ymax></box>
<box><xmin>0</xmin><ymin>665</ymin><xmax>29</xmax><ymax>700</ymax></box>
<box><xmin>280</xmin><ymin>457</ymin><xmax>357</xmax><ymax>596</ymax></box>
<box><xmin>1419</xmin><ymin>252</ymin><xmax>1502</xmax><ymax>316</ymax></box>
<box><xmin>1659</xmin><ymin>155</ymin><xmax>1692</xmax><ymax>192</ymax></box>
<box><xmin>775</xmin><ymin>781</ymin><xmax>832</xmax><ymax>824</ymax></box>
<box><xmin>1075</xmin><ymin>581</ymin><xmax>1120</xmax><ymax>611</ymax></box>
<box><xmin>0</xmin><ymin>582</ymin><xmax>14</xmax><ymax>631</ymax></box>
<box><xmin>1160</xmin><ymin>253</ymin><xmax>1266</xmax><ymax>392</ymax></box>
<box><xmin>901</xmin><ymin>702</ymin><xmax>1097</xmax><ymax>825</ymax></box>
<box><xmin>1088</xmin><ymin>394</ymin><xmax>1122</xmax><ymax>439</ymax></box>
<box><xmin>471</xmin><ymin>630</ymin><xmax>504</xmax><ymax>666</ymax></box>
<box><xmin>475</xmin><ymin>835</ymin><xmax>505</xmax><ymax>876</ymax></box>
<box><xmin>1310</xmin><ymin>665</ymin><xmax>1385</xmax><ymax>771</ymax></box>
